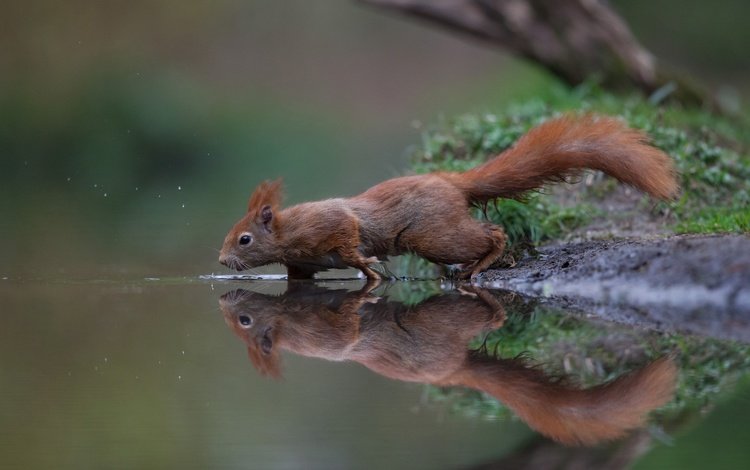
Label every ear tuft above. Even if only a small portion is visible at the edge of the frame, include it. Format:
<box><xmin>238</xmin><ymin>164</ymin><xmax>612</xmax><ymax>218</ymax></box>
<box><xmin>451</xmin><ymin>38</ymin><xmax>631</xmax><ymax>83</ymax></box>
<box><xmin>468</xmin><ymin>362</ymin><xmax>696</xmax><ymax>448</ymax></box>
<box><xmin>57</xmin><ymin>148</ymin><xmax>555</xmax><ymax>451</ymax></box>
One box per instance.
<box><xmin>247</xmin><ymin>344</ymin><xmax>282</xmax><ymax>379</ymax></box>
<box><xmin>247</xmin><ymin>179</ymin><xmax>283</xmax><ymax>215</ymax></box>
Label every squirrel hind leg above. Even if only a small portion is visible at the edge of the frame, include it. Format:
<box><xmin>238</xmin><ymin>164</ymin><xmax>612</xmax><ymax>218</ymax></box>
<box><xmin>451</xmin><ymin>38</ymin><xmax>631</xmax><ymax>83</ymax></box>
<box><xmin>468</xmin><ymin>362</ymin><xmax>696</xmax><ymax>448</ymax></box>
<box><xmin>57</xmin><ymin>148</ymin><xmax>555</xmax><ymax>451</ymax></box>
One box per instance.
<box><xmin>461</xmin><ymin>225</ymin><xmax>507</xmax><ymax>280</ymax></box>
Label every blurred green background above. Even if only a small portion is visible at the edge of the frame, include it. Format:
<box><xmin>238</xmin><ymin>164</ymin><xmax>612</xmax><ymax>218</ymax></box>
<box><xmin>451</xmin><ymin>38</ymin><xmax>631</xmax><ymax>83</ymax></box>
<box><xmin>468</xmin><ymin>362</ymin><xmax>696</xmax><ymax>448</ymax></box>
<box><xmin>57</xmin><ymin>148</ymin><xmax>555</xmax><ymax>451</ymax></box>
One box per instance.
<box><xmin>2</xmin><ymin>0</ymin><xmax>748</xmax><ymax>279</ymax></box>
<box><xmin>1</xmin><ymin>1</ymin><xmax>749</xmax><ymax>468</ymax></box>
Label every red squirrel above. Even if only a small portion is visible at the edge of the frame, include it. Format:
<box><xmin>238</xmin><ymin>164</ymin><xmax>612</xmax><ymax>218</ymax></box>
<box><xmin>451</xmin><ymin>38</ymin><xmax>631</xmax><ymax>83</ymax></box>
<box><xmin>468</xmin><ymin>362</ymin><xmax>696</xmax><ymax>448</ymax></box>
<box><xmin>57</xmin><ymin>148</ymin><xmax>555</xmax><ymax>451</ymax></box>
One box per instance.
<box><xmin>219</xmin><ymin>285</ymin><xmax>677</xmax><ymax>446</ymax></box>
<box><xmin>219</xmin><ymin>115</ymin><xmax>678</xmax><ymax>279</ymax></box>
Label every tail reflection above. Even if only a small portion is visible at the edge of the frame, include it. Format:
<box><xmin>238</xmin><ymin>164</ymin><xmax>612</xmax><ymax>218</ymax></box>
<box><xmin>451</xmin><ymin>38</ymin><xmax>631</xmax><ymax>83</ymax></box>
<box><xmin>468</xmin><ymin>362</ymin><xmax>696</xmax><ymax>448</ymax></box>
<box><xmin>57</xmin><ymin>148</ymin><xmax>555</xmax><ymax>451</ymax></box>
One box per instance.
<box><xmin>218</xmin><ymin>284</ymin><xmax>676</xmax><ymax>446</ymax></box>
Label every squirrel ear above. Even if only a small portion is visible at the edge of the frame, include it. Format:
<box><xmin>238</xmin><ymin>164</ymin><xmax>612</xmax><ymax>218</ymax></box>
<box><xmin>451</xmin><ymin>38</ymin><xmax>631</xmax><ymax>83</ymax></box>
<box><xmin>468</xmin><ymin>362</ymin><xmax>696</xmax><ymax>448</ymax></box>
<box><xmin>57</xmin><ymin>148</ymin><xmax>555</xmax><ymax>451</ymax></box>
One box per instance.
<box><xmin>260</xmin><ymin>205</ymin><xmax>273</xmax><ymax>228</ymax></box>
<box><xmin>247</xmin><ymin>179</ymin><xmax>283</xmax><ymax>214</ymax></box>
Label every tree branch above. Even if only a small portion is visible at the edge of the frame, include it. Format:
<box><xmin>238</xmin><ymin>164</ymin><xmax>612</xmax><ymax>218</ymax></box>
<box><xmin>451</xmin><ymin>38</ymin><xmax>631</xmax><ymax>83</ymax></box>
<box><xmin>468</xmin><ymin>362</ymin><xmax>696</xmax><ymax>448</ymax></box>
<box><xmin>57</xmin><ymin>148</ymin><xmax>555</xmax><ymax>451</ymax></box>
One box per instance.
<box><xmin>360</xmin><ymin>0</ymin><xmax>710</xmax><ymax>106</ymax></box>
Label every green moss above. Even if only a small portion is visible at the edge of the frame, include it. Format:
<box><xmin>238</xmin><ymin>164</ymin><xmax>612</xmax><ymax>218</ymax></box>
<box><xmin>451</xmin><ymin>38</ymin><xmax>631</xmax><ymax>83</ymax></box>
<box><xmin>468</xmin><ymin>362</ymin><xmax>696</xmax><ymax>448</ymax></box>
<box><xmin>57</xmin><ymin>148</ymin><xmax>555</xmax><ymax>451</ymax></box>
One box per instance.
<box><xmin>675</xmin><ymin>206</ymin><xmax>750</xmax><ymax>233</ymax></box>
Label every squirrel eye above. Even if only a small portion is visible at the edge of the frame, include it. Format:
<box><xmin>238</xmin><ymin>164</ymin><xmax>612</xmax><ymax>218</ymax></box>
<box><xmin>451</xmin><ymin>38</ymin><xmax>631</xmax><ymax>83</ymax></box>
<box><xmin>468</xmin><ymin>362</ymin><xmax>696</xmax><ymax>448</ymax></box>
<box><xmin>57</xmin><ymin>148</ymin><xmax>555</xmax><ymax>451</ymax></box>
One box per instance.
<box><xmin>239</xmin><ymin>234</ymin><xmax>252</xmax><ymax>245</ymax></box>
<box><xmin>238</xmin><ymin>314</ymin><xmax>253</xmax><ymax>328</ymax></box>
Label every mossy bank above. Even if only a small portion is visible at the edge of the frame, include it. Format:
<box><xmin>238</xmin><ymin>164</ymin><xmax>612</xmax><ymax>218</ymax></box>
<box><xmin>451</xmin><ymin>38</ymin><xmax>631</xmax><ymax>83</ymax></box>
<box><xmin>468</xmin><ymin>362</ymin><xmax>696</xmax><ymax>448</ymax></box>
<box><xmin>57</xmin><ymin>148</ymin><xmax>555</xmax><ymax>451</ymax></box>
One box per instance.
<box><xmin>410</xmin><ymin>83</ymin><xmax>749</xmax><ymax>248</ymax></box>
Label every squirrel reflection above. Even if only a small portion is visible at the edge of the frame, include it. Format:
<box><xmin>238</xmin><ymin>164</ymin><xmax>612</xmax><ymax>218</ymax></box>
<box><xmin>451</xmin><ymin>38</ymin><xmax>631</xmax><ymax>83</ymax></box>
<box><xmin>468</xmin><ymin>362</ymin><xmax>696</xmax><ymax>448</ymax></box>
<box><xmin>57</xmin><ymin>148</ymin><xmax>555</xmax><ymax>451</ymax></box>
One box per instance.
<box><xmin>219</xmin><ymin>284</ymin><xmax>676</xmax><ymax>446</ymax></box>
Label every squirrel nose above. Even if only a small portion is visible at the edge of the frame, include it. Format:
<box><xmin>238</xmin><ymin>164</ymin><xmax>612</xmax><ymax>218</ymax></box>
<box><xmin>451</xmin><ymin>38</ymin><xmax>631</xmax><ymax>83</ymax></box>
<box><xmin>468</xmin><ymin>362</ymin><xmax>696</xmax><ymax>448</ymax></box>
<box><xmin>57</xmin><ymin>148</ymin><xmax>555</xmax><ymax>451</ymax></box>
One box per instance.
<box><xmin>219</xmin><ymin>255</ymin><xmax>229</xmax><ymax>267</ymax></box>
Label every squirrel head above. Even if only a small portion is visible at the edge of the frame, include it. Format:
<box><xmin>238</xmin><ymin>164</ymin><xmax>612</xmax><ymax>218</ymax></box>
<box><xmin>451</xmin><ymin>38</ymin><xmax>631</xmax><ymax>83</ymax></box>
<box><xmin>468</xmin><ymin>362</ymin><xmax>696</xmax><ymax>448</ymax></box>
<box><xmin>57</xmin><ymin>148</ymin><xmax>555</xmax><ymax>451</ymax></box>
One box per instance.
<box><xmin>219</xmin><ymin>289</ymin><xmax>283</xmax><ymax>378</ymax></box>
<box><xmin>219</xmin><ymin>179</ymin><xmax>283</xmax><ymax>271</ymax></box>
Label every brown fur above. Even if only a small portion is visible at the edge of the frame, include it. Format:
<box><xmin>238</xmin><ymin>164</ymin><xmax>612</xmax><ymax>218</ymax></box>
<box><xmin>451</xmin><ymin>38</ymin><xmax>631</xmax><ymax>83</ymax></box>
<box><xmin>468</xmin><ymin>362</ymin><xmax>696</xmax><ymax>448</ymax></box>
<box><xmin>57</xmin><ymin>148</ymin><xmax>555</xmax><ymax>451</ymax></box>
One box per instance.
<box><xmin>451</xmin><ymin>353</ymin><xmax>677</xmax><ymax>446</ymax></box>
<box><xmin>219</xmin><ymin>115</ymin><xmax>678</xmax><ymax>279</ymax></box>
<box><xmin>218</xmin><ymin>285</ymin><xmax>677</xmax><ymax>446</ymax></box>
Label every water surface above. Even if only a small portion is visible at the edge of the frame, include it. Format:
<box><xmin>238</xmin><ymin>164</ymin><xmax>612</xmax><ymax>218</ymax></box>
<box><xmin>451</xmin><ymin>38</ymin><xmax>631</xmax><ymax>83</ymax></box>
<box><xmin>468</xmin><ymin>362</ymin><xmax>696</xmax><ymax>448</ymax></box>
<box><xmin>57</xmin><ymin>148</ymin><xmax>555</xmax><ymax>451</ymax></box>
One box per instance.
<box><xmin>3</xmin><ymin>276</ymin><xmax>750</xmax><ymax>469</ymax></box>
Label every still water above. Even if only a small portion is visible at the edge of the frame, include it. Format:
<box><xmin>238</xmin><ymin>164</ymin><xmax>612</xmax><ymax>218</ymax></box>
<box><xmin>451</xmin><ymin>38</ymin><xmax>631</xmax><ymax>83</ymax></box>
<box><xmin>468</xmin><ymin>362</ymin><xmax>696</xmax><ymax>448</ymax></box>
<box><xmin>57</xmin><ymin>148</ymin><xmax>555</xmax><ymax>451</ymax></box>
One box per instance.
<box><xmin>2</xmin><ymin>275</ymin><xmax>750</xmax><ymax>469</ymax></box>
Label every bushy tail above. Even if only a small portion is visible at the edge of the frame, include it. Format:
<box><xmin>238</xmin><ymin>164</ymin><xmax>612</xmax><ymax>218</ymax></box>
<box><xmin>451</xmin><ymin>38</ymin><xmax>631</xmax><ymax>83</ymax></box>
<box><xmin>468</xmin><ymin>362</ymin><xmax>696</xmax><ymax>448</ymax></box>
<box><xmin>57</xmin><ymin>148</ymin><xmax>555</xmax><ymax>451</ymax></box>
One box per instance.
<box><xmin>447</xmin><ymin>354</ymin><xmax>677</xmax><ymax>446</ymax></box>
<box><xmin>454</xmin><ymin>115</ymin><xmax>679</xmax><ymax>202</ymax></box>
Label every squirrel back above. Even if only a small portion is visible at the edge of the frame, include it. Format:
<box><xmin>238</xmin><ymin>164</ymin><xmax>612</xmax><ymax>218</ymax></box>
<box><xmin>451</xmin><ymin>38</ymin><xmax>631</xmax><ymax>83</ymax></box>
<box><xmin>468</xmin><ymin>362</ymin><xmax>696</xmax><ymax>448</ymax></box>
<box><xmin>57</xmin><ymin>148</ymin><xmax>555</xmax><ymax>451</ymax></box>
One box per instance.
<box><xmin>452</xmin><ymin>114</ymin><xmax>678</xmax><ymax>203</ymax></box>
